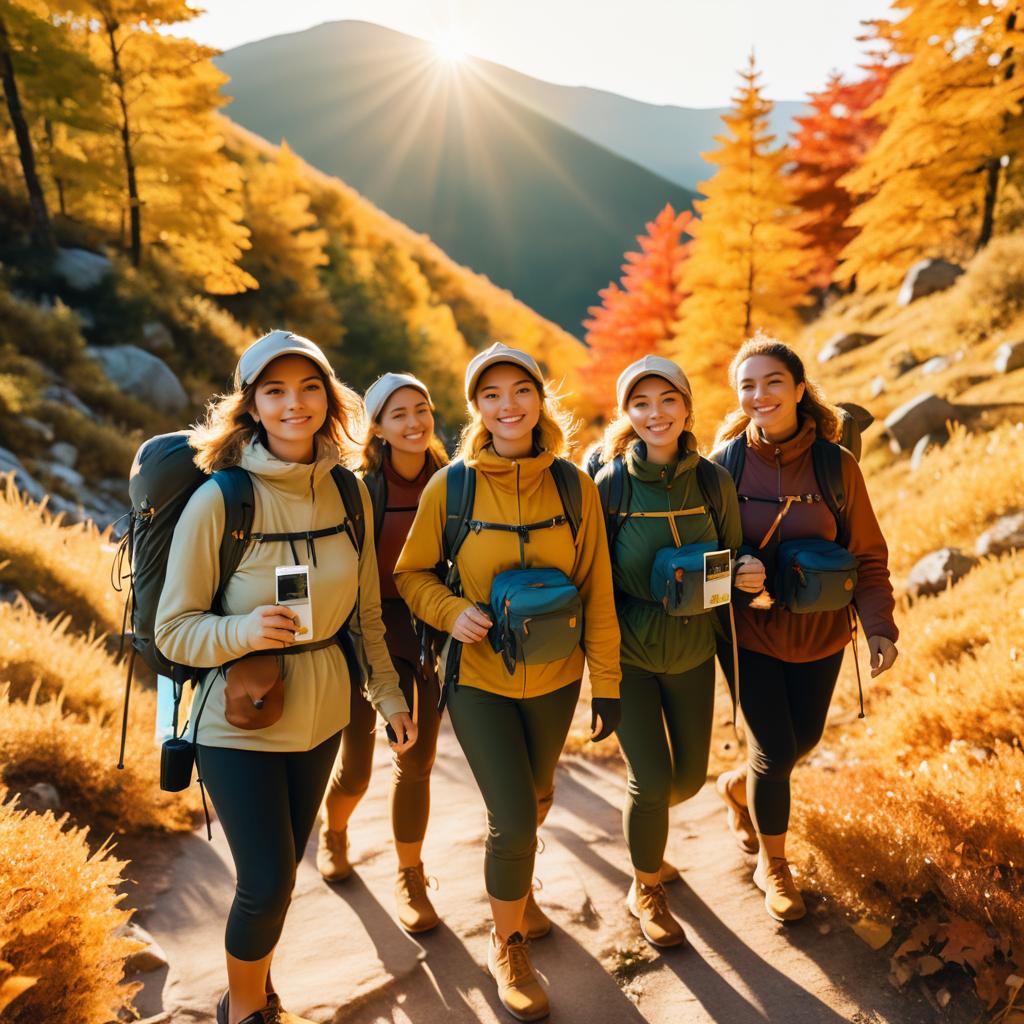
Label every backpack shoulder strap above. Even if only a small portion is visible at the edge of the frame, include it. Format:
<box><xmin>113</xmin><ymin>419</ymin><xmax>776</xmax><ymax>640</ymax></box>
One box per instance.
<box><xmin>595</xmin><ymin>455</ymin><xmax>631</xmax><ymax>554</ymax></box>
<box><xmin>443</xmin><ymin>459</ymin><xmax>476</xmax><ymax>565</ymax></box>
<box><xmin>695</xmin><ymin>456</ymin><xmax>725</xmax><ymax>541</ymax></box>
<box><xmin>330</xmin><ymin>465</ymin><xmax>365</xmax><ymax>556</ymax></box>
<box><xmin>811</xmin><ymin>439</ymin><xmax>848</xmax><ymax>543</ymax></box>
<box><xmin>211</xmin><ymin>466</ymin><xmax>255</xmax><ymax>612</ymax></box>
<box><xmin>711</xmin><ymin>436</ymin><xmax>747</xmax><ymax>487</ymax></box>
<box><xmin>362</xmin><ymin>468</ymin><xmax>387</xmax><ymax>544</ymax></box>
<box><xmin>549</xmin><ymin>457</ymin><xmax>583</xmax><ymax>542</ymax></box>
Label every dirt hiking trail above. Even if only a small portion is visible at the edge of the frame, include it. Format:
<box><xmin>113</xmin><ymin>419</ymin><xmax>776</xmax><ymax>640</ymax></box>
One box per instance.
<box><xmin>128</xmin><ymin>722</ymin><xmax>965</xmax><ymax>1024</ymax></box>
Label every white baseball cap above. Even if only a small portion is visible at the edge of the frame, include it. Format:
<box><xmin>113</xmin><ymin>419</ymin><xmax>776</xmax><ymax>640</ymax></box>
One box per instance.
<box><xmin>363</xmin><ymin>372</ymin><xmax>432</xmax><ymax>422</ymax></box>
<box><xmin>615</xmin><ymin>355</ymin><xmax>692</xmax><ymax>410</ymax></box>
<box><xmin>464</xmin><ymin>342</ymin><xmax>544</xmax><ymax>401</ymax></box>
<box><xmin>235</xmin><ymin>330</ymin><xmax>335</xmax><ymax>388</ymax></box>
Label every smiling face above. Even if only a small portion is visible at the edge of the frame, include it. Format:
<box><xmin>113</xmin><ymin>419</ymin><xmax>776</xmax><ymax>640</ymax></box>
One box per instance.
<box><xmin>736</xmin><ymin>354</ymin><xmax>806</xmax><ymax>440</ymax></box>
<box><xmin>625</xmin><ymin>375</ymin><xmax>691</xmax><ymax>460</ymax></box>
<box><xmin>376</xmin><ymin>386</ymin><xmax>434</xmax><ymax>457</ymax></box>
<box><xmin>251</xmin><ymin>354</ymin><xmax>328</xmax><ymax>461</ymax></box>
<box><xmin>473</xmin><ymin>362</ymin><xmax>542</xmax><ymax>457</ymax></box>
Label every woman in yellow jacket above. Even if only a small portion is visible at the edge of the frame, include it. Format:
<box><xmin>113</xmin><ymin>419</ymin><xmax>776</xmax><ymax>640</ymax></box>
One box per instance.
<box><xmin>395</xmin><ymin>343</ymin><xmax>621</xmax><ymax>1022</ymax></box>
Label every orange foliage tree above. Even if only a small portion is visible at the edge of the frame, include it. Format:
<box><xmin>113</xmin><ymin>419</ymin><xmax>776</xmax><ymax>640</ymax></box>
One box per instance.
<box><xmin>581</xmin><ymin>204</ymin><xmax>692</xmax><ymax>418</ymax></box>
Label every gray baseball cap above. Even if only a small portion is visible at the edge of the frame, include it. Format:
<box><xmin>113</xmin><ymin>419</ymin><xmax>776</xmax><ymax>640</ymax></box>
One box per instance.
<box><xmin>235</xmin><ymin>330</ymin><xmax>335</xmax><ymax>388</ymax></box>
<box><xmin>615</xmin><ymin>355</ymin><xmax>692</xmax><ymax>410</ymax></box>
<box><xmin>363</xmin><ymin>372</ymin><xmax>432</xmax><ymax>422</ymax></box>
<box><xmin>465</xmin><ymin>342</ymin><xmax>544</xmax><ymax>401</ymax></box>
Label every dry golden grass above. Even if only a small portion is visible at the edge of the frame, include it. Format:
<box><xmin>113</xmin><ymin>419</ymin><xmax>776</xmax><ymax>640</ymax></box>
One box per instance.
<box><xmin>0</xmin><ymin>476</ymin><xmax>124</xmax><ymax>634</ymax></box>
<box><xmin>0</xmin><ymin>788</ymin><xmax>141</xmax><ymax>1024</ymax></box>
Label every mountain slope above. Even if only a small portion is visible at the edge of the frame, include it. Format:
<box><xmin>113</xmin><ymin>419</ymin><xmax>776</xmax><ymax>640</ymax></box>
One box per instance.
<box><xmin>216</xmin><ymin>20</ymin><xmax>697</xmax><ymax>335</ymax></box>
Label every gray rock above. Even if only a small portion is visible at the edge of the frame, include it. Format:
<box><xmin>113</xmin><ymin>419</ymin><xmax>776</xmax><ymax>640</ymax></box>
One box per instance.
<box><xmin>41</xmin><ymin>461</ymin><xmax>85</xmax><ymax>491</ymax></box>
<box><xmin>0</xmin><ymin>447</ymin><xmax>47</xmax><ymax>502</ymax></box>
<box><xmin>42</xmin><ymin>385</ymin><xmax>95</xmax><ymax>420</ymax></box>
<box><xmin>20</xmin><ymin>416</ymin><xmax>55</xmax><ymax>443</ymax></box>
<box><xmin>891</xmin><ymin>350</ymin><xmax>920</xmax><ymax>377</ymax></box>
<box><xmin>898</xmin><ymin>259</ymin><xmax>965</xmax><ymax>305</ymax></box>
<box><xmin>994</xmin><ymin>340</ymin><xmax>1024</xmax><ymax>375</ymax></box>
<box><xmin>141</xmin><ymin>321</ymin><xmax>174</xmax><ymax>354</ymax></box>
<box><xmin>910</xmin><ymin>431</ymin><xmax>947</xmax><ymax>471</ymax></box>
<box><xmin>920</xmin><ymin>355</ymin><xmax>952</xmax><ymax>376</ymax></box>
<box><xmin>868</xmin><ymin>376</ymin><xmax>886</xmax><ymax>399</ymax></box>
<box><xmin>817</xmin><ymin>331</ymin><xmax>881</xmax><ymax>363</ymax></box>
<box><xmin>48</xmin><ymin>441</ymin><xmax>78</xmax><ymax>468</ymax></box>
<box><xmin>87</xmin><ymin>344</ymin><xmax>188</xmax><ymax>416</ymax></box>
<box><xmin>975</xmin><ymin>511</ymin><xmax>1024</xmax><ymax>557</ymax></box>
<box><xmin>906</xmin><ymin>548</ymin><xmax>978</xmax><ymax>598</ymax></box>
<box><xmin>883</xmin><ymin>393</ymin><xmax>959</xmax><ymax>453</ymax></box>
<box><xmin>54</xmin><ymin>247</ymin><xmax>113</xmax><ymax>291</ymax></box>
<box><xmin>18</xmin><ymin>782</ymin><xmax>62</xmax><ymax>815</ymax></box>
<box><xmin>119</xmin><ymin>923</ymin><xmax>169</xmax><ymax>975</ymax></box>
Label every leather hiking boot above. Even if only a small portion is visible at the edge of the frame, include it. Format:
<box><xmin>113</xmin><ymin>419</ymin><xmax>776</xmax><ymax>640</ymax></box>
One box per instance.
<box><xmin>316</xmin><ymin>825</ymin><xmax>352</xmax><ymax>881</ymax></box>
<box><xmin>523</xmin><ymin>888</ymin><xmax>552</xmax><ymax>940</ymax></box>
<box><xmin>716</xmin><ymin>770</ymin><xmax>759</xmax><ymax>855</ymax></box>
<box><xmin>753</xmin><ymin>857</ymin><xmax>806</xmax><ymax>922</ymax></box>
<box><xmin>395</xmin><ymin>863</ymin><xmax>440</xmax><ymax>933</ymax></box>
<box><xmin>487</xmin><ymin>930</ymin><xmax>549</xmax><ymax>1022</ymax></box>
<box><xmin>627</xmin><ymin>879</ymin><xmax>686</xmax><ymax>948</ymax></box>
<box><xmin>660</xmin><ymin>860</ymin><xmax>681</xmax><ymax>884</ymax></box>
<box><xmin>216</xmin><ymin>990</ymin><xmax>281</xmax><ymax>1024</ymax></box>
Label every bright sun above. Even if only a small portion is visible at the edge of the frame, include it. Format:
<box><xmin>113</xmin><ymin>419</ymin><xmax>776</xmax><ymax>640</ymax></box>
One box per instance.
<box><xmin>431</xmin><ymin>26</ymin><xmax>470</xmax><ymax>65</ymax></box>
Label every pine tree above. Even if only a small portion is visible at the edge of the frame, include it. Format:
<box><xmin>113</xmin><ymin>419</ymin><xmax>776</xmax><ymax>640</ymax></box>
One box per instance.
<box><xmin>839</xmin><ymin>0</ymin><xmax>1024</xmax><ymax>290</ymax></box>
<box><xmin>670</xmin><ymin>53</ymin><xmax>807</xmax><ymax>431</ymax></box>
<box><xmin>581</xmin><ymin>204</ymin><xmax>692</xmax><ymax>416</ymax></box>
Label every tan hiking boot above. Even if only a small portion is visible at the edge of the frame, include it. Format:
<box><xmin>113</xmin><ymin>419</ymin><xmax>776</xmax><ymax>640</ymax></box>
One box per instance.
<box><xmin>753</xmin><ymin>857</ymin><xmax>806</xmax><ymax>922</ymax></box>
<box><xmin>523</xmin><ymin>887</ymin><xmax>552</xmax><ymax>939</ymax></box>
<box><xmin>627</xmin><ymin>879</ymin><xmax>686</xmax><ymax>948</ymax></box>
<box><xmin>395</xmin><ymin>863</ymin><xmax>440</xmax><ymax>933</ymax></box>
<box><xmin>660</xmin><ymin>859</ymin><xmax>680</xmax><ymax>884</ymax></box>
<box><xmin>716</xmin><ymin>770</ymin><xmax>759</xmax><ymax>855</ymax></box>
<box><xmin>487</xmin><ymin>930</ymin><xmax>549</xmax><ymax>1021</ymax></box>
<box><xmin>316</xmin><ymin>826</ymin><xmax>352</xmax><ymax>881</ymax></box>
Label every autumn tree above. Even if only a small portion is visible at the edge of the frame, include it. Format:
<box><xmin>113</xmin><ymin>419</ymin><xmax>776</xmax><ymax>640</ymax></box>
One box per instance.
<box><xmin>581</xmin><ymin>204</ymin><xmax>692</xmax><ymax>416</ymax></box>
<box><xmin>838</xmin><ymin>0</ymin><xmax>1024</xmax><ymax>290</ymax></box>
<box><xmin>670</xmin><ymin>53</ymin><xmax>807</xmax><ymax>432</ymax></box>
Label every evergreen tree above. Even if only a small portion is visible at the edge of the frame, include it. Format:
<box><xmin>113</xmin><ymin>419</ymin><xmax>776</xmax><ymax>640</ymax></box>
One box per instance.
<box><xmin>581</xmin><ymin>204</ymin><xmax>692</xmax><ymax>416</ymax></box>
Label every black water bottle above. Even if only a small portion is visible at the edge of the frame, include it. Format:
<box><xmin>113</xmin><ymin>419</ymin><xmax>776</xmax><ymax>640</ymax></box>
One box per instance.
<box><xmin>160</xmin><ymin>737</ymin><xmax>195</xmax><ymax>792</ymax></box>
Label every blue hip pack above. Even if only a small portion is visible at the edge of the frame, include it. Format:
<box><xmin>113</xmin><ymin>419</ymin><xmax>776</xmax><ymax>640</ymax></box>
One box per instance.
<box><xmin>489</xmin><ymin>567</ymin><xmax>583</xmax><ymax>674</ymax></box>
<box><xmin>650</xmin><ymin>540</ymin><xmax>719</xmax><ymax>617</ymax></box>
<box><xmin>777</xmin><ymin>538</ymin><xmax>858</xmax><ymax>613</ymax></box>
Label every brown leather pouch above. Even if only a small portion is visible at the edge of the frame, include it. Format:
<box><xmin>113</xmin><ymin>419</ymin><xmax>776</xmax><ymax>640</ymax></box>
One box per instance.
<box><xmin>224</xmin><ymin>654</ymin><xmax>285</xmax><ymax>730</ymax></box>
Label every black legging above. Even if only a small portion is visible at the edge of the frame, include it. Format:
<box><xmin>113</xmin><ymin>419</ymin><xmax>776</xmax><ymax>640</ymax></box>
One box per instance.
<box><xmin>719</xmin><ymin>644</ymin><xmax>845</xmax><ymax>835</ymax></box>
<box><xmin>198</xmin><ymin>731</ymin><xmax>341</xmax><ymax>960</ymax></box>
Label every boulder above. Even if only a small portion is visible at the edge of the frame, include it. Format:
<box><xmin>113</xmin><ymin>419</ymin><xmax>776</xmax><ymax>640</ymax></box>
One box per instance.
<box><xmin>994</xmin><ymin>340</ymin><xmax>1024</xmax><ymax>375</ymax></box>
<box><xmin>141</xmin><ymin>321</ymin><xmax>174</xmax><ymax>354</ymax></box>
<box><xmin>920</xmin><ymin>355</ymin><xmax>952</xmax><ymax>376</ymax></box>
<box><xmin>42</xmin><ymin>461</ymin><xmax>85</xmax><ymax>492</ymax></box>
<box><xmin>48</xmin><ymin>441</ymin><xmax>78</xmax><ymax>468</ymax></box>
<box><xmin>906</xmin><ymin>548</ymin><xmax>977</xmax><ymax>598</ymax></box>
<box><xmin>87</xmin><ymin>344</ymin><xmax>188</xmax><ymax>416</ymax></box>
<box><xmin>20</xmin><ymin>416</ymin><xmax>55</xmax><ymax>443</ymax></box>
<box><xmin>54</xmin><ymin>247</ymin><xmax>113</xmax><ymax>291</ymax></box>
<box><xmin>817</xmin><ymin>331</ymin><xmax>881</xmax><ymax>363</ymax></box>
<box><xmin>42</xmin><ymin>385</ymin><xmax>95</xmax><ymax>420</ymax></box>
<box><xmin>909</xmin><ymin>431</ymin><xmax>948</xmax><ymax>471</ymax></box>
<box><xmin>883</xmin><ymin>393</ymin><xmax>959</xmax><ymax>453</ymax></box>
<box><xmin>119</xmin><ymin>923</ymin><xmax>169</xmax><ymax>976</ymax></box>
<box><xmin>868</xmin><ymin>376</ymin><xmax>886</xmax><ymax>399</ymax></box>
<box><xmin>0</xmin><ymin>447</ymin><xmax>47</xmax><ymax>502</ymax></box>
<box><xmin>897</xmin><ymin>259</ymin><xmax>965</xmax><ymax>305</ymax></box>
<box><xmin>18</xmin><ymin>782</ymin><xmax>62</xmax><ymax>815</ymax></box>
<box><xmin>975</xmin><ymin>511</ymin><xmax>1024</xmax><ymax>557</ymax></box>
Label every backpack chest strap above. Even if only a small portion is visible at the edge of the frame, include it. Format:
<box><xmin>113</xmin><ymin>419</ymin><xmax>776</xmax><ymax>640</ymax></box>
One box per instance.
<box><xmin>467</xmin><ymin>514</ymin><xmax>569</xmax><ymax>566</ymax></box>
<box><xmin>739</xmin><ymin>493</ymin><xmax>823</xmax><ymax>550</ymax></box>
<box><xmin>246</xmin><ymin>520</ymin><xmax>354</xmax><ymax>567</ymax></box>
<box><xmin>611</xmin><ymin>505</ymin><xmax>707</xmax><ymax>548</ymax></box>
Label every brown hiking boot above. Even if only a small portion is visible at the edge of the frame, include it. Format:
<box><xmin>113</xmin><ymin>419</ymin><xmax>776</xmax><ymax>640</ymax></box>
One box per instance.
<box><xmin>316</xmin><ymin>825</ymin><xmax>352</xmax><ymax>881</ymax></box>
<box><xmin>660</xmin><ymin>859</ymin><xmax>680</xmax><ymax>884</ymax></box>
<box><xmin>627</xmin><ymin>879</ymin><xmax>686</xmax><ymax>948</ymax></box>
<box><xmin>487</xmin><ymin>930</ymin><xmax>549</xmax><ymax>1021</ymax></box>
<box><xmin>716</xmin><ymin>770</ymin><xmax>759</xmax><ymax>855</ymax></box>
<box><xmin>753</xmin><ymin>857</ymin><xmax>806</xmax><ymax>922</ymax></box>
<box><xmin>523</xmin><ymin>887</ymin><xmax>552</xmax><ymax>939</ymax></box>
<box><xmin>395</xmin><ymin>863</ymin><xmax>440</xmax><ymax>933</ymax></box>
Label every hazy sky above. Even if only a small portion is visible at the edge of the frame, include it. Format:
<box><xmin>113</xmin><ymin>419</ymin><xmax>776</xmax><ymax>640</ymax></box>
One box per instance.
<box><xmin>175</xmin><ymin>0</ymin><xmax>895</xmax><ymax>106</ymax></box>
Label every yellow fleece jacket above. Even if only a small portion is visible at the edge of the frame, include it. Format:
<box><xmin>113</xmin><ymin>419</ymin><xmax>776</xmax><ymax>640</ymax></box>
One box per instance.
<box><xmin>154</xmin><ymin>439</ymin><xmax>407</xmax><ymax>751</ymax></box>
<box><xmin>394</xmin><ymin>446</ymin><xmax>621</xmax><ymax>699</ymax></box>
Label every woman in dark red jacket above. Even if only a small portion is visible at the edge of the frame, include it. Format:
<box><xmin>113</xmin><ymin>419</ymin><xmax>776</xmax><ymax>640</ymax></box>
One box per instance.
<box><xmin>711</xmin><ymin>335</ymin><xmax>899</xmax><ymax>923</ymax></box>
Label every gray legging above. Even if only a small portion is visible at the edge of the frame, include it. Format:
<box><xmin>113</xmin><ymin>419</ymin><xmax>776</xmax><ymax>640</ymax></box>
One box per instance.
<box><xmin>446</xmin><ymin>679</ymin><xmax>581</xmax><ymax>902</ymax></box>
<box><xmin>197</xmin><ymin>731</ymin><xmax>341</xmax><ymax>961</ymax></box>
<box><xmin>615</xmin><ymin>657</ymin><xmax>716</xmax><ymax>874</ymax></box>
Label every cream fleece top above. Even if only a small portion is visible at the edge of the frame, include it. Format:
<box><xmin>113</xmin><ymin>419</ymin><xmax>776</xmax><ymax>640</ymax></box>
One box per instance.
<box><xmin>155</xmin><ymin>439</ymin><xmax>407</xmax><ymax>751</ymax></box>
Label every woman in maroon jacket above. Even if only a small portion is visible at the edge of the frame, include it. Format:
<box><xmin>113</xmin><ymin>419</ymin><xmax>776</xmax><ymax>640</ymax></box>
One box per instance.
<box><xmin>711</xmin><ymin>335</ymin><xmax>899</xmax><ymax>923</ymax></box>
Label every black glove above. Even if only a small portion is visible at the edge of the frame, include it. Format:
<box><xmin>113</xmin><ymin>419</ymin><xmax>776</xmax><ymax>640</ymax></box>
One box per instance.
<box><xmin>590</xmin><ymin>697</ymin><xmax>621</xmax><ymax>742</ymax></box>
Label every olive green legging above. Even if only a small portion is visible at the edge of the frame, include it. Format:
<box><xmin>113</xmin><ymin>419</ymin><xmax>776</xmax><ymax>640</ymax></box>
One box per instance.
<box><xmin>446</xmin><ymin>679</ymin><xmax>581</xmax><ymax>901</ymax></box>
<box><xmin>615</xmin><ymin>657</ymin><xmax>716</xmax><ymax>874</ymax></box>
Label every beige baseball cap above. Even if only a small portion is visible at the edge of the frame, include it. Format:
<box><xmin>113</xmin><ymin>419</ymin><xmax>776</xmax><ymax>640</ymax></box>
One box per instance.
<box><xmin>616</xmin><ymin>355</ymin><xmax>692</xmax><ymax>410</ymax></box>
<box><xmin>235</xmin><ymin>330</ymin><xmax>335</xmax><ymax>388</ymax></box>
<box><xmin>464</xmin><ymin>342</ymin><xmax>544</xmax><ymax>401</ymax></box>
<box><xmin>363</xmin><ymin>372</ymin><xmax>432</xmax><ymax>422</ymax></box>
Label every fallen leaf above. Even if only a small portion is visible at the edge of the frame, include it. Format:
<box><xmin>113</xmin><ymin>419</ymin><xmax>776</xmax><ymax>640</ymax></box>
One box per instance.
<box><xmin>853</xmin><ymin>917</ymin><xmax>893</xmax><ymax>950</ymax></box>
<box><xmin>894</xmin><ymin>919</ymin><xmax>941</xmax><ymax>959</ymax></box>
<box><xmin>917</xmin><ymin>955</ymin><xmax>944</xmax><ymax>977</ymax></box>
<box><xmin>890</xmin><ymin>960</ymin><xmax>914</xmax><ymax>987</ymax></box>
<box><xmin>939</xmin><ymin>916</ymin><xmax>995</xmax><ymax>967</ymax></box>
<box><xmin>974</xmin><ymin>962</ymin><xmax>1017</xmax><ymax>1010</ymax></box>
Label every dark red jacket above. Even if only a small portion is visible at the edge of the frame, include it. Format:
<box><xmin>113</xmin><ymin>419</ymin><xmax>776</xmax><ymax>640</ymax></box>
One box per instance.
<box><xmin>729</xmin><ymin>417</ymin><xmax>898</xmax><ymax>662</ymax></box>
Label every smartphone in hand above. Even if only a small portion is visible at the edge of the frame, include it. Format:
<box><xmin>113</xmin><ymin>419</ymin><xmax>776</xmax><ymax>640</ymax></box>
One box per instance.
<box><xmin>275</xmin><ymin>565</ymin><xmax>313</xmax><ymax>640</ymax></box>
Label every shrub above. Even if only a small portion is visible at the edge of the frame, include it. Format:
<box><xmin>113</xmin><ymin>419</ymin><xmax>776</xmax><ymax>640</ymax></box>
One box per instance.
<box><xmin>0</xmin><ymin>788</ymin><xmax>141</xmax><ymax>1024</ymax></box>
<box><xmin>951</xmin><ymin>234</ymin><xmax>1024</xmax><ymax>342</ymax></box>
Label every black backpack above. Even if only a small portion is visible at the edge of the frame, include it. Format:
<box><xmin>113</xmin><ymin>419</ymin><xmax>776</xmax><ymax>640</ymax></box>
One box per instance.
<box><xmin>114</xmin><ymin>431</ymin><xmax>366</xmax><ymax>770</ymax></box>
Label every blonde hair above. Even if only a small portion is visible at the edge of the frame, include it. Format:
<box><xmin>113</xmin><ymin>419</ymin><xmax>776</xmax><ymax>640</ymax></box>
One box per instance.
<box><xmin>190</xmin><ymin>364</ymin><xmax>364</xmax><ymax>473</ymax></box>
<box><xmin>455</xmin><ymin>372</ymin><xmax>578</xmax><ymax>460</ymax></box>
<box><xmin>600</xmin><ymin>381</ymin><xmax>694</xmax><ymax>463</ymax></box>
<box><xmin>713</xmin><ymin>332</ymin><xmax>841</xmax><ymax>450</ymax></box>
<box><xmin>357</xmin><ymin>422</ymin><xmax>449</xmax><ymax>475</ymax></box>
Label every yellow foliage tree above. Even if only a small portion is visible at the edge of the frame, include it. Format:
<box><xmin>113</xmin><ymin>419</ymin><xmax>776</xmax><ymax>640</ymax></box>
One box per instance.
<box><xmin>670</xmin><ymin>53</ymin><xmax>807</xmax><ymax>433</ymax></box>
<box><xmin>838</xmin><ymin>1</ymin><xmax>1024</xmax><ymax>290</ymax></box>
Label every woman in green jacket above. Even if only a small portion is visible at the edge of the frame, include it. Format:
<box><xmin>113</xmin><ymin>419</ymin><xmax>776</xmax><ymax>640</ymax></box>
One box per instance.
<box><xmin>593</xmin><ymin>356</ymin><xmax>765</xmax><ymax>948</ymax></box>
